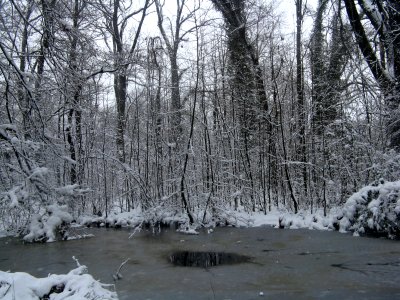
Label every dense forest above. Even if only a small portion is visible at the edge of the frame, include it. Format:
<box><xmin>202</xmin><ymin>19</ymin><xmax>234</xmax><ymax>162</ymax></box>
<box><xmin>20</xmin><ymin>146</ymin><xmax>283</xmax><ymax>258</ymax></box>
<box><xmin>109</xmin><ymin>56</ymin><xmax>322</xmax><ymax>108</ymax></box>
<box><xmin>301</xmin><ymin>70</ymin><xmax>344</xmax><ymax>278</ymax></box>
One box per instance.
<box><xmin>1</xmin><ymin>0</ymin><xmax>399</xmax><ymax>236</ymax></box>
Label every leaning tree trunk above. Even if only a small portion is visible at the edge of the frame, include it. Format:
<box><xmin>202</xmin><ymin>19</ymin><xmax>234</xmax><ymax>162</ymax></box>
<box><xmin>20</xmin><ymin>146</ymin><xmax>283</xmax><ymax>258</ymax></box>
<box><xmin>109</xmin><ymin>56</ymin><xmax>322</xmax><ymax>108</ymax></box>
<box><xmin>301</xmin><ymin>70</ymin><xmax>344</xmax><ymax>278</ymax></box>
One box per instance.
<box><xmin>344</xmin><ymin>0</ymin><xmax>400</xmax><ymax>149</ymax></box>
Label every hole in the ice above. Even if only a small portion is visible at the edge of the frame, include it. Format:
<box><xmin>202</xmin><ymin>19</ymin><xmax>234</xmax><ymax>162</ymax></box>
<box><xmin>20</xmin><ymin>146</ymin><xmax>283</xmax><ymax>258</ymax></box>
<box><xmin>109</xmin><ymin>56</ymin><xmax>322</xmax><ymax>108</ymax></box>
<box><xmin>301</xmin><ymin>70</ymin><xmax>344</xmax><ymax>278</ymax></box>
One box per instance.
<box><xmin>169</xmin><ymin>251</ymin><xmax>251</xmax><ymax>268</ymax></box>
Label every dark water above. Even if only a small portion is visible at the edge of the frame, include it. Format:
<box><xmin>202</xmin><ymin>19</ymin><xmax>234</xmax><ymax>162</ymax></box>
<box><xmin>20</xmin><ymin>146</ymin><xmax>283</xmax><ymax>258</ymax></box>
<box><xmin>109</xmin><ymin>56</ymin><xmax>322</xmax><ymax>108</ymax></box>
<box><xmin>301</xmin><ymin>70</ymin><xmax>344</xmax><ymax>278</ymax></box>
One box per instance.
<box><xmin>169</xmin><ymin>250</ymin><xmax>251</xmax><ymax>267</ymax></box>
<box><xmin>1</xmin><ymin>226</ymin><xmax>400</xmax><ymax>300</ymax></box>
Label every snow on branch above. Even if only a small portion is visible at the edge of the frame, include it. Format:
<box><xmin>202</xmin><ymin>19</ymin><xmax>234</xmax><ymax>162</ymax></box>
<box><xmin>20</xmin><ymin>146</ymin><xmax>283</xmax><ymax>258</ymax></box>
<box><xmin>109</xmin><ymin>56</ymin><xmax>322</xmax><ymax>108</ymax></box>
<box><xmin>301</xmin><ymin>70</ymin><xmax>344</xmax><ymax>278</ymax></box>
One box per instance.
<box><xmin>338</xmin><ymin>179</ymin><xmax>400</xmax><ymax>239</ymax></box>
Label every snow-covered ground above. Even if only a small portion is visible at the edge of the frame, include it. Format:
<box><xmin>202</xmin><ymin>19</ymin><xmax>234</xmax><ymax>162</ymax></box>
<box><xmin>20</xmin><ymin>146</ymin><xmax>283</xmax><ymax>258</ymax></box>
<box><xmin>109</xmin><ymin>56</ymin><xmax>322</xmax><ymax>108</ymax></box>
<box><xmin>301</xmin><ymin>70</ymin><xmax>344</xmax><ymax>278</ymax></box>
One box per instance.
<box><xmin>0</xmin><ymin>260</ymin><xmax>117</xmax><ymax>300</ymax></box>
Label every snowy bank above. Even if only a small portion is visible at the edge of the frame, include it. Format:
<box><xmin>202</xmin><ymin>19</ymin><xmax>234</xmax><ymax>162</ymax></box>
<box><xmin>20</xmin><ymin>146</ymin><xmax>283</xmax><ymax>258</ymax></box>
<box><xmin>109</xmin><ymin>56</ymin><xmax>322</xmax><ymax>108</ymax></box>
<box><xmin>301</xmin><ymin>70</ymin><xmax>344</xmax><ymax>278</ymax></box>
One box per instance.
<box><xmin>250</xmin><ymin>208</ymin><xmax>337</xmax><ymax>231</ymax></box>
<box><xmin>23</xmin><ymin>204</ymin><xmax>73</xmax><ymax>243</ymax></box>
<box><xmin>60</xmin><ymin>180</ymin><xmax>400</xmax><ymax>240</ymax></box>
<box><xmin>213</xmin><ymin>207</ymin><xmax>338</xmax><ymax>232</ymax></box>
<box><xmin>78</xmin><ymin>206</ymin><xmax>187</xmax><ymax>230</ymax></box>
<box><xmin>22</xmin><ymin>204</ymin><xmax>94</xmax><ymax>243</ymax></box>
<box><xmin>0</xmin><ymin>263</ymin><xmax>117</xmax><ymax>300</ymax></box>
<box><xmin>338</xmin><ymin>179</ymin><xmax>400</xmax><ymax>239</ymax></box>
<box><xmin>76</xmin><ymin>204</ymin><xmax>338</xmax><ymax>235</ymax></box>
<box><xmin>221</xmin><ymin>180</ymin><xmax>400</xmax><ymax>239</ymax></box>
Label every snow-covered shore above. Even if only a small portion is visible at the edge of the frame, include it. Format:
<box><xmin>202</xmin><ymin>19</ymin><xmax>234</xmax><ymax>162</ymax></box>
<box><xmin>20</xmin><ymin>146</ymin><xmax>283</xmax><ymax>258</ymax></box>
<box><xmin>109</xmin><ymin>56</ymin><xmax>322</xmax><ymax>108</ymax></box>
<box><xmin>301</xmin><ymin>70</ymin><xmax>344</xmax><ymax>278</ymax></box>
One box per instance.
<box><xmin>73</xmin><ymin>179</ymin><xmax>400</xmax><ymax>239</ymax></box>
<box><xmin>1</xmin><ymin>180</ymin><xmax>399</xmax><ymax>242</ymax></box>
<box><xmin>0</xmin><ymin>261</ymin><xmax>117</xmax><ymax>300</ymax></box>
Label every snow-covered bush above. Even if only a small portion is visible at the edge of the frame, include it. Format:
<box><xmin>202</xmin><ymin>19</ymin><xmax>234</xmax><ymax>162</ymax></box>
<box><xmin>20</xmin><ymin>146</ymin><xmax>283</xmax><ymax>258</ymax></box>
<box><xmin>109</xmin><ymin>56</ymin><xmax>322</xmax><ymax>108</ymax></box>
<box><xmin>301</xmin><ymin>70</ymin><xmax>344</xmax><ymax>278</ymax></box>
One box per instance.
<box><xmin>0</xmin><ymin>165</ymin><xmax>51</xmax><ymax>235</ymax></box>
<box><xmin>277</xmin><ymin>210</ymin><xmax>336</xmax><ymax>230</ymax></box>
<box><xmin>106</xmin><ymin>210</ymin><xmax>144</xmax><ymax>228</ymax></box>
<box><xmin>0</xmin><ymin>123</ymin><xmax>92</xmax><ymax>238</ymax></box>
<box><xmin>0</xmin><ymin>264</ymin><xmax>117</xmax><ymax>300</ymax></box>
<box><xmin>23</xmin><ymin>204</ymin><xmax>73</xmax><ymax>242</ymax></box>
<box><xmin>338</xmin><ymin>180</ymin><xmax>400</xmax><ymax>239</ymax></box>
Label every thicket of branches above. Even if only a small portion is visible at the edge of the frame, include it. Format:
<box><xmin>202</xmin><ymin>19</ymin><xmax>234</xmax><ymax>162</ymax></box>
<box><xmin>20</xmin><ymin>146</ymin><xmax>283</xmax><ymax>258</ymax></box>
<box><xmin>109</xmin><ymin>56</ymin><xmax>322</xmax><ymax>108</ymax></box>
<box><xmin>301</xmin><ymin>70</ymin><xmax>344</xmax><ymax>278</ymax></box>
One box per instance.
<box><xmin>1</xmin><ymin>0</ymin><xmax>399</xmax><ymax>232</ymax></box>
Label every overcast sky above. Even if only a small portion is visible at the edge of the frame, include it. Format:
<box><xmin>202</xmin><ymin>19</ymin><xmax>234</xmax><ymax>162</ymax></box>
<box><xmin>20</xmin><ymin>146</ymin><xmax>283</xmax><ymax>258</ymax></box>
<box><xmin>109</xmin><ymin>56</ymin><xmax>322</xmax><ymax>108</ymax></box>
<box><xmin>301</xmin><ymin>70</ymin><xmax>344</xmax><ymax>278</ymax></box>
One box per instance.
<box><xmin>140</xmin><ymin>0</ymin><xmax>319</xmax><ymax>36</ymax></box>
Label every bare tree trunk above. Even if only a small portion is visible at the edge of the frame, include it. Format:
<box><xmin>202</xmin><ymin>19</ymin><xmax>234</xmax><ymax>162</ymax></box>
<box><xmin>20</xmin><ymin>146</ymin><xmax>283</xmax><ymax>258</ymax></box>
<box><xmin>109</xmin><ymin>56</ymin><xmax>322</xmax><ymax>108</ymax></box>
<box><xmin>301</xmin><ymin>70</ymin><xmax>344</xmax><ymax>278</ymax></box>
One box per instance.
<box><xmin>155</xmin><ymin>0</ymin><xmax>188</xmax><ymax>148</ymax></box>
<box><xmin>211</xmin><ymin>0</ymin><xmax>268</xmax><ymax>210</ymax></box>
<box><xmin>17</xmin><ymin>0</ymin><xmax>34</xmax><ymax>133</ymax></box>
<box><xmin>36</xmin><ymin>0</ymin><xmax>56</xmax><ymax>105</ymax></box>
<box><xmin>65</xmin><ymin>0</ymin><xmax>84</xmax><ymax>185</ymax></box>
<box><xmin>277</xmin><ymin>90</ymin><xmax>299</xmax><ymax>214</ymax></box>
<box><xmin>109</xmin><ymin>0</ymin><xmax>150</xmax><ymax>163</ymax></box>
<box><xmin>155</xmin><ymin>0</ymin><xmax>199</xmax><ymax>209</ymax></box>
<box><xmin>295</xmin><ymin>0</ymin><xmax>307</xmax><ymax>206</ymax></box>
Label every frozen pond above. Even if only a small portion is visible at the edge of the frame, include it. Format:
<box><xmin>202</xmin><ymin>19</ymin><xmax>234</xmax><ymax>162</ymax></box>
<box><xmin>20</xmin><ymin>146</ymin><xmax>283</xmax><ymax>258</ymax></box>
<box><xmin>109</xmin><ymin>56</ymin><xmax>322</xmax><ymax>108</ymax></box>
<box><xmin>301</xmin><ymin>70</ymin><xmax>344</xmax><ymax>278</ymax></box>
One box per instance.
<box><xmin>1</xmin><ymin>226</ymin><xmax>400</xmax><ymax>299</ymax></box>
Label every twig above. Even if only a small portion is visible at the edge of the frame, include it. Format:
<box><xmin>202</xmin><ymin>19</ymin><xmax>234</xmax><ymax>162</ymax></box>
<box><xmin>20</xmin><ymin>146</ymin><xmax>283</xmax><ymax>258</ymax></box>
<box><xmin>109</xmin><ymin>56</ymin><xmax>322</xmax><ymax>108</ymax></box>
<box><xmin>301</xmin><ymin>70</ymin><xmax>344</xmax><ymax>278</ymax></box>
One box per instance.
<box><xmin>128</xmin><ymin>222</ymin><xmax>143</xmax><ymax>239</ymax></box>
<box><xmin>72</xmin><ymin>256</ymin><xmax>81</xmax><ymax>267</ymax></box>
<box><xmin>113</xmin><ymin>258</ymin><xmax>130</xmax><ymax>281</ymax></box>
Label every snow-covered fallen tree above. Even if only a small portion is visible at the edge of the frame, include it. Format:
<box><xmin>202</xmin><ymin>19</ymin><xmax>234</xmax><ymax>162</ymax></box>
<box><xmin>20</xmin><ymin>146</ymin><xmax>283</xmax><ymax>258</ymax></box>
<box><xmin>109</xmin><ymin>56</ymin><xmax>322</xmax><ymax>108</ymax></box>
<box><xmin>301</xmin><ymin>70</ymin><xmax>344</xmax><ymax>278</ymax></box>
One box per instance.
<box><xmin>338</xmin><ymin>179</ymin><xmax>400</xmax><ymax>239</ymax></box>
<box><xmin>0</xmin><ymin>262</ymin><xmax>118</xmax><ymax>300</ymax></box>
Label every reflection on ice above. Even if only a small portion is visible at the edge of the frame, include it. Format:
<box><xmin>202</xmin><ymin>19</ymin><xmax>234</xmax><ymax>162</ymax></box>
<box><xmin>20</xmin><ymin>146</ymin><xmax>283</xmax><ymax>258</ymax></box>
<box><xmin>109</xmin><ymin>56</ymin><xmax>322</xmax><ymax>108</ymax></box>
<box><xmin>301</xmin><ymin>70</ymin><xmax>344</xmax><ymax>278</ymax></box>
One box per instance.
<box><xmin>169</xmin><ymin>251</ymin><xmax>251</xmax><ymax>267</ymax></box>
